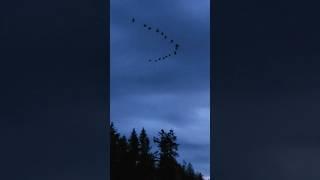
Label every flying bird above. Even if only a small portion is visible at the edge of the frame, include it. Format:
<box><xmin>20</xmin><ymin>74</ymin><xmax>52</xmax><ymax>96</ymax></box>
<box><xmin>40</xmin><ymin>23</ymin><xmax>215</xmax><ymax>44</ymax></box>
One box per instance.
<box><xmin>129</xmin><ymin>17</ymin><xmax>182</xmax><ymax>63</ymax></box>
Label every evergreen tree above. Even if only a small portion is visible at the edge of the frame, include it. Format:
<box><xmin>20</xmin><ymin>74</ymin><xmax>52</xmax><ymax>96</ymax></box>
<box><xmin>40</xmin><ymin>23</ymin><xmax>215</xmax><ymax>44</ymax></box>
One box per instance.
<box><xmin>118</xmin><ymin>135</ymin><xmax>130</xmax><ymax>180</ymax></box>
<box><xmin>138</xmin><ymin>128</ymin><xmax>155</xmax><ymax>180</ymax></box>
<box><xmin>186</xmin><ymin>163</ymin><xmax>195</xmax><ymax>180</ymax></box>
<box><xmin>196</xmin><ymin>172</ymin><xmax>204</xmax><ymax>180</ymax></box>
<box><xmin>110</xmin><ymin>123</ymin><xmax>120</xmax><ymax>180</ymax></box>
<box><xmin>128</xmin><ymin>129</ymin><xmax>140</xmax><ymax>179</ymax></box>
<box><xmin>110</xmin><ymin>124</ymin><xmax>206</xmax><ymax>180</ymax></box>
<box><xmin>154</xmin><ymin>129</ymin><xmax>179</xmax><ymax>180</ymax></box>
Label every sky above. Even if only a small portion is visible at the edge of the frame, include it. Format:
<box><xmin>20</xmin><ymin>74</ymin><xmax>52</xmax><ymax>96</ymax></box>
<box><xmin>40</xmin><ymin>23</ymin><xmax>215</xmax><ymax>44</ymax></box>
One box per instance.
<box><xmin>3</xmin><ymin>0</ymin><xmax>320</xmax><ymax>179</ymax></box>
<box><xmin>110</xmin><ymin>0</ymin><xmax>210</xmax><ymax>178</ymax></box>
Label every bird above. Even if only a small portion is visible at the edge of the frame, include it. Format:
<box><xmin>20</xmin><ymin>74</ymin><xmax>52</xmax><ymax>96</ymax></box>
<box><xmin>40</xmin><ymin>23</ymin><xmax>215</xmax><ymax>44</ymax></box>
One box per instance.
<box><xmin>164</xmin><ymin>36</ymin><xmax>167</xmax><ymax>39</ymax></box>
<box><xmin>174</xmin><ymin>51</ymin><xmax>177</xmax><ymax>55</ymax></box>
<box><xmin>168</xmin><ymin>54</ymin><xmax>171</xmax><ymax>56</ymax></box>
<box><xmin>170</xmin><ymin>40</ymin><xmax>174</xmax><ymax>43</ymax></box>
<box><xmin>158</xmin><ymin>58</ymin><xmax>161</xmax><ymax>60</ymax></box>
<box><xmin>143</xmin><ymin>24</ymin><xmax>147</xmax><ymax>27</ymax></box>
<box><xmin>148</xmin><ymin>59</ymin><xmax>152</xmax><ymax>62</ymax></box>
<box><xmin>161</xmin><ymin>32</ymin><xmax>164</xmax><ymax>35</ymax></box>
<box><xmin>131</xmin><ymin>18</ymin><xmax>135</xmax><ymax>23</ymax></box>
<box><xmin>156</xmin><ymin>29</ymin><xmax>159</xmax><ymax>32</ymax></box>
<box><xmin>148</xmin><ymin>27</ymin><xmax>152</xmax><ymax>30</ymax></box>
<box><xmin>175</xmin><ymin>44</ymin><xmax>179</xmax><ymax>49</ymax></box>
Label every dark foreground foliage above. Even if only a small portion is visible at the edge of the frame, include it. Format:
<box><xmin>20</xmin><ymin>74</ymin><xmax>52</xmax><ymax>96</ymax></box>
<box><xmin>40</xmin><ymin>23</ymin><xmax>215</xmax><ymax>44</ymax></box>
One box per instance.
<box><xmin>110</xmin><ymin>122</ymin><xmax>204</xmax><ymax>180</ymax></box>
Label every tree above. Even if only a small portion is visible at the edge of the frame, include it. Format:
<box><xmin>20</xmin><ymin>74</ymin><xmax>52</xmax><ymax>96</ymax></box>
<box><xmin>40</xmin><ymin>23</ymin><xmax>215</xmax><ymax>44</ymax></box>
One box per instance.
<box><xmin>128</xmin><ymin>129</ymin><xmax>140</xmax><ymax>178</ymax></box>
<box><xmin>196</xmin><ymin>173</ymin><xmax>204</xmax><ymax>180</ymax></box>
<box><xmin>154</xmin><ymin>129</ymin><xmax>179</xmax><ymax>180</ymax></box>
<box><xmin>110</xmin><ymin>124</ymin><xmax>205</xmax><ymax>180</ymax></box>
<box><xmin>110</xmin><ymin>123</ymin><xmax>120</xmax><ymax>180</ymax></box>
<box><xmin>137</xmin><ymin>128</ymin><xmax>155</xmax><ymax>180</ymax></box>
<box><xmin>186</xmin><ymin>163</ymin><xmax>195</xmax><ymax>180</ymax></box>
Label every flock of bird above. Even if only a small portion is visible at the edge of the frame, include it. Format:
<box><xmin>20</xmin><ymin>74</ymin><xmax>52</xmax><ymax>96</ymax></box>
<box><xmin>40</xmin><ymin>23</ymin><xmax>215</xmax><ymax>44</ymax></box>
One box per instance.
<box><xmin>131</xmin><ymin>17</ymin><xmax>180</xmax><ymax>63</ymax></box>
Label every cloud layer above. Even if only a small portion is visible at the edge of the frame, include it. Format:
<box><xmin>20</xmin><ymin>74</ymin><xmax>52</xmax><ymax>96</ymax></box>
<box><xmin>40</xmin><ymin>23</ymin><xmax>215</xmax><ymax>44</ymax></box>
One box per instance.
<box><xmin>111</xmin><ymin>0</ymin><xmax>210</xmax><ymax>176</ymax></box>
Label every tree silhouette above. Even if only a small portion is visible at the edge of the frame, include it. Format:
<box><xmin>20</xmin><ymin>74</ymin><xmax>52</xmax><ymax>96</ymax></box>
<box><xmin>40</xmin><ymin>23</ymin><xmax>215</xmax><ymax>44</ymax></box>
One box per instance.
<box><xmin>110</xmin><ymin>123</ymin><xmax>120</xmax><ymax>180</ymax></box>
<box><xmin>110</xmin><ymin>123</ymin><xmax>205</xmax><ymax>180</ymax></box>
<box><xmin>128</xmin><ymin>129</ymin><xmax>140</xmax><ymax>179</ymax></box>
<box><xmin>154</xmin><ymin>129</ymin><xmax>179</xmax><ymax>180</ymax></box>
<box><xmin>137</xmin><ymin>128</ymin><xmax>155</xmax><ymax>180</ymax></box>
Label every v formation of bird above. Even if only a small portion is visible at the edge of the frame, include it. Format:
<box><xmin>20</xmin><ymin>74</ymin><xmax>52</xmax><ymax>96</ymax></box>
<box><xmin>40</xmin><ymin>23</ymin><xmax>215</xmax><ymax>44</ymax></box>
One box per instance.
<box><xmin>131</xmin><ymin>17</ymin><xmax>180</xmax><ymax>63</ymax></box>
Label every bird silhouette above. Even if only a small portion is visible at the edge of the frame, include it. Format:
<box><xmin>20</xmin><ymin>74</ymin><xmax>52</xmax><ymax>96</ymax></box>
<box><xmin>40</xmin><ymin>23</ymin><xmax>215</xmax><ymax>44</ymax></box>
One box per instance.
<box><xmin>129</xmin><ymin>17</ymin><xmax>181</xmax><ymax>63</ymax></box>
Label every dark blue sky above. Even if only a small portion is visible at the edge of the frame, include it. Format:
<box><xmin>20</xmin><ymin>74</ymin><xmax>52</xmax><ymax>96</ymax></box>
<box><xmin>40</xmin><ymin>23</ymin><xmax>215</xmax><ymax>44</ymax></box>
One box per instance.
<box><xmin>110</xmin><ymin>0</ymin><xmax>210</xmax><ymax>178</ymax></box>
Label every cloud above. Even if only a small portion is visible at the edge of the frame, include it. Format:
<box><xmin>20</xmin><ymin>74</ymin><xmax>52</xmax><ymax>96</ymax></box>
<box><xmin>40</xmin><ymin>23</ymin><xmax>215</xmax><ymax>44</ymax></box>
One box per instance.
<box><xmin>110</xmin><ymin>0</ymin><xmax>210</xmax><ymax>176</ymax></box>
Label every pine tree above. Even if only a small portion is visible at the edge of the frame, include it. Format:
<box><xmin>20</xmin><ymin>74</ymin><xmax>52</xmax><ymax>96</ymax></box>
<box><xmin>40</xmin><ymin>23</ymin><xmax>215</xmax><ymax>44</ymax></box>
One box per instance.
<box><xmin>138</xmin><ymin>128</ymin><xmax>155</xmax><ymax>180</ymax></box>
<box><xmin>128</xmin><ymin>129</ymin><xmax>140</xmax><ymax>179</ymax></box>
<box><xmin>110</xmin><ymin>123</ymin><xmax>121</xmax><ymax>180</ymax></box>
<box><xmin>154</xmin><ymin>129</ymin><xmax>179</xmax><ymax>180</ymax></box>
<box><xmin>118</xmin><ymin>135</ymin><xmax>131</xmax><ymax>180</ymax></box>
<box><xmin>186</xmin><ymin>163</ymin><xmax>195</xmax><ymax>180</ymax></box>
<box><xmin>196</xmin><ymin>172</ymin><xmax>204</xmax><ymax>180</ymax></box>
<box><xmin>110</xmin><ymin>124</ymin><xmax>206</xmax><ymax>180</ymax></box>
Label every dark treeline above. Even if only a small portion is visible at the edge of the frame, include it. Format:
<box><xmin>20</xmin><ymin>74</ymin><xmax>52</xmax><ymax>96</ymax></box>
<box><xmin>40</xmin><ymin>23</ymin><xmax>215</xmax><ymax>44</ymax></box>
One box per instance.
<box><xmin>111</xmin><ymin>122</ymin><xmax>204</xmax><ymax>180</ymax></box>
